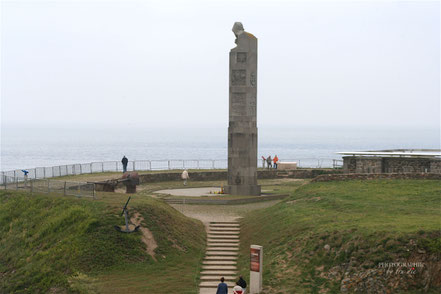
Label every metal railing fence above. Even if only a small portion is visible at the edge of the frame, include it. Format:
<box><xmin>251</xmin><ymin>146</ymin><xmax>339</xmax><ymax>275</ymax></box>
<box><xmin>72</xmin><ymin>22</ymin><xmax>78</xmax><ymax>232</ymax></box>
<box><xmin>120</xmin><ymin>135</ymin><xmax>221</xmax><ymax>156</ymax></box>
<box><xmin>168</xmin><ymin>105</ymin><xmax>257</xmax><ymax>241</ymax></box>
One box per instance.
<box><xmin>0</xmin><ymin>158</ymin><xmax>342</xmax><ymax>185</ymax></box>
<box><xmin>1</xmin><ymin>175</ymin><xmax>95</xmax><ymax>198</ymax></box>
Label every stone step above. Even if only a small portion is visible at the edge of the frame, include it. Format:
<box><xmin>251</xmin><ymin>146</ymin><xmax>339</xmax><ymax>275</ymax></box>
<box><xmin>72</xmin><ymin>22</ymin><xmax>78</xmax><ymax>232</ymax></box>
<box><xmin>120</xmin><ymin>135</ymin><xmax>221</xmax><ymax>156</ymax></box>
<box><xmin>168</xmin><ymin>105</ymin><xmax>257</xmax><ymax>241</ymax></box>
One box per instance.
<box><xmin>209</xmin><ymin>227</ymin><xmax>240</xmax><ymax>231</ymax></box>
<box><xmin>199</xmin><ymin>288</ymin><xmax>234</xmax><ymax>294</ymax></box>
<box><xmin>207</xmin><ymin>235</ymin><xmax>239</xmax><ymax>239</ymax></box>
<box><xmin>207</xmin><ymin>242</ymin><xmax>239</xmax><ymax>247</ymax></box>
<box><xmin>206</xmin><ymin>247</ymin><xmax>238</xmax><ymax>251</ymax></box>
<box><xmin>208</xmin><ymin>231</ymin><xmax>240</xmax><ymax>235</ymax></box>
<box><xmin>207</xmin><ymin>238</ymin><xmax>239</xmax><ymax>243</ymax></box>
<box><xmin>199</xmin><ymin>281</ymin><xmax>235</xmax><ymax>288</ymax></box>
<box><xmin>203</xmin><ymin>260</ymin><xmax>237</xmax><ymax>266</ymax></box>
<box><xmin>200</xmin><ymin>275</ymin><xmax>236</xmax><ymax>281</ymax></box>
<box><xmin>202</xmin><ymin>265</ymin><xmax>237</xmax><ymax>270</ymax></box>
<box><xmin>206</xmin><ymin>251</ymin><xmax>238</xmax><ymax>256</ymax></box>
<box><xmin>200</xmin><ymin>270</ymin><xmax>237</xmax><ymax>276</ymax></box>
<box><xmin>204</xmin><ymin>255</ymin><xmax>238</xmax><ymax>261</ymax></box>
<box><xmin>209</xmin><ymin>223</ymin><xmax>240</xmax><ymax>228</ymax></box>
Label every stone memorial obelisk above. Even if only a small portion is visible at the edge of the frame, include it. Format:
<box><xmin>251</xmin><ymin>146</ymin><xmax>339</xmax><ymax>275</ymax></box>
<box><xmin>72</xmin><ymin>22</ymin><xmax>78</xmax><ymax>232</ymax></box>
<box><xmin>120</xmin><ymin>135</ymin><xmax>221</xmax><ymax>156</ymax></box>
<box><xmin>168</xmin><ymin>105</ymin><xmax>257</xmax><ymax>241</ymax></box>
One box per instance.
<box><xmin>226</xmin><ymin>22</ymin><xmax>261</xmax><ymax>196</ymax></box>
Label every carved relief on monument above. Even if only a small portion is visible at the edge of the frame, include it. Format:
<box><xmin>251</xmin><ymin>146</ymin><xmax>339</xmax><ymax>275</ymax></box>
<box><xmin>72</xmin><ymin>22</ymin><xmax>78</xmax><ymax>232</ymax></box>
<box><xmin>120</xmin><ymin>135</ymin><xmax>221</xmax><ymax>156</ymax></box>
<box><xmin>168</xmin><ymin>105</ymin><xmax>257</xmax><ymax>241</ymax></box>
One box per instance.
<box><xmin>231</xmin><ymin>92</ymin><xmax>246</xmax><ymax>116</ymax></box>
<box><xmin>235</xmin><ymin>172</ymin><xmax>241</xmax><ymax>184</ymax></box>
<box><xmin>231</xmin><ymin>70</ymin><xmax>246</xmax><ymax>86</ymax></box>
<box><xmin>250</xmin><ymin>72</ymin><xmax>256</xmax><ymax>86</ymax></box>
<box><xmin>249</xmin><ymin>99</ymin><xmax>256</xmax><ymax>115</ymax></box>
<box><xmin>237</xmin><ymin>52</ymin><xmax>247</xmax><ymax>63</ymax></box>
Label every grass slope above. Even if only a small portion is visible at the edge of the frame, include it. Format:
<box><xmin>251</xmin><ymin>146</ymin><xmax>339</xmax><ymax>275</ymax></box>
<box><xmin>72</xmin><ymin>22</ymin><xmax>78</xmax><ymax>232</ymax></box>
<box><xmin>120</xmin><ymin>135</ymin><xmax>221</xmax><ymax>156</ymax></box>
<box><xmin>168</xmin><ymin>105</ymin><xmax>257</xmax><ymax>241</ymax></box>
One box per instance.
<box><xmin>0</xmin><ymin>190</ymin><xmax>205</xmax><ymax>293</ymax></box>
<box><xmin>238</xmin><ymin>179</ymin><xmax>441</xmax><ymax>293</ymax></box>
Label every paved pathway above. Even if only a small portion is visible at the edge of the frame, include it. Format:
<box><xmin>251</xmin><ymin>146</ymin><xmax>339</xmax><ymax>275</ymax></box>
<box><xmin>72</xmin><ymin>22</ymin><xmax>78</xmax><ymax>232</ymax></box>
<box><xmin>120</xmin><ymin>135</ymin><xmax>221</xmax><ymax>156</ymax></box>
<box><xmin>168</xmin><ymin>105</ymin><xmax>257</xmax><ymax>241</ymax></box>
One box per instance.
<box><xmin>199</xmin><ymin>220</ymin><xmax>240</xmax><ymax>294</ymax></box>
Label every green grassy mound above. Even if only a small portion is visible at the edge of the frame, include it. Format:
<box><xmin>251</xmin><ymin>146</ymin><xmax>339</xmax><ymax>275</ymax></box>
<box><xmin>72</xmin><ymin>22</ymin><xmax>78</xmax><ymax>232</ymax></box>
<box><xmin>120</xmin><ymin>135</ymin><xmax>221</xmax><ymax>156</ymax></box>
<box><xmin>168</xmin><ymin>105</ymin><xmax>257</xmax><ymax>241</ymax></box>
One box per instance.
<box><xmin>0</xmin><ymin>191</ymin><xmax>205</xmax><ymax>293</ymax></box>
<box><xmin>238</xmin><ymin>179</ymin><xmax>441</xmax><ymax>293</ymax></box>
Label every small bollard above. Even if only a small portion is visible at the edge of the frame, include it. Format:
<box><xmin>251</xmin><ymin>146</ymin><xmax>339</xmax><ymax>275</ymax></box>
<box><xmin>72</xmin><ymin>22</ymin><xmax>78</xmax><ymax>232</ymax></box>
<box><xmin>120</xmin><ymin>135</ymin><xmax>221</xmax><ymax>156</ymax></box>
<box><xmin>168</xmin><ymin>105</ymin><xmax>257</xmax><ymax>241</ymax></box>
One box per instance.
<box><xmin>250</xmin><ymin>245</ymin><xmax>263</xmax><ymax>294</ymax></box>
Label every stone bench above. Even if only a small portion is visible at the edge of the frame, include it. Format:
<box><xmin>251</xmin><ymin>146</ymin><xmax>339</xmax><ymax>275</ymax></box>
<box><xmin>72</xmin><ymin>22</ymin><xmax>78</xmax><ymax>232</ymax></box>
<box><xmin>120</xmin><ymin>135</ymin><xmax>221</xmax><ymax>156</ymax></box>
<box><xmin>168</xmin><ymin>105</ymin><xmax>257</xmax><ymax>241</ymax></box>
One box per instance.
<box><xmin>278</xmin><ymin>162</ymin><xmax>297</xmax><ymax>170</ymax></box>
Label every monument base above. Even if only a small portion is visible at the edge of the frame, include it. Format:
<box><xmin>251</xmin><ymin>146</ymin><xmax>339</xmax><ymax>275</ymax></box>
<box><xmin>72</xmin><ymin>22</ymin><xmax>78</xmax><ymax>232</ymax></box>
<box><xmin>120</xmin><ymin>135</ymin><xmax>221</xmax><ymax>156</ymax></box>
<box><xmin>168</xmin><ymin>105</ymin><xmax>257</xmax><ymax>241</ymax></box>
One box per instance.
<box><xmin>225</xmin><ymin>185</ymin><xmax>261</xmax><ymax>196</ymax></box>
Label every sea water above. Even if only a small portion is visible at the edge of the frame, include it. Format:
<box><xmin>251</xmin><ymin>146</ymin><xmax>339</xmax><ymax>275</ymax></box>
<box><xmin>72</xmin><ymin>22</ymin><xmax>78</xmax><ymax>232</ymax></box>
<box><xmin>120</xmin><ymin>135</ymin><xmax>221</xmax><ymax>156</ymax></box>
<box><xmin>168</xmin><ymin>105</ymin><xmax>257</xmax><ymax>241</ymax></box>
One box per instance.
<box><xmin>0</xmin><ymin>125</ymin><xmax>439</xmax><ymax>171</ymax></box>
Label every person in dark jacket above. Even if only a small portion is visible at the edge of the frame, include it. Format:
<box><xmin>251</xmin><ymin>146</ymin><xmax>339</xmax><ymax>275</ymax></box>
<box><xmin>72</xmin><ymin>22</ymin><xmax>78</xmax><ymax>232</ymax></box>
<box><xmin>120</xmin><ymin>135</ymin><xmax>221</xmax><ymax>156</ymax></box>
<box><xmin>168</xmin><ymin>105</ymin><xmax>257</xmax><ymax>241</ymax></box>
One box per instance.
<box><xmin>121</xmin><ymin>156</ymin><xmax>128</xmax><ymax>173</ymax></box>
<box><xmin>237</xmin><ymin>276</ymin><xmax>247</xmax><ymax>293</ymax></box>
<box><xmin>216</xmin><ymin>277</ymin><xmax>228</xmax><ymax>294</ymax></box>
<box><xmin>266</xmin><ymin>155</ymin><xmax>272</xmax><ymax>169</ymax></box>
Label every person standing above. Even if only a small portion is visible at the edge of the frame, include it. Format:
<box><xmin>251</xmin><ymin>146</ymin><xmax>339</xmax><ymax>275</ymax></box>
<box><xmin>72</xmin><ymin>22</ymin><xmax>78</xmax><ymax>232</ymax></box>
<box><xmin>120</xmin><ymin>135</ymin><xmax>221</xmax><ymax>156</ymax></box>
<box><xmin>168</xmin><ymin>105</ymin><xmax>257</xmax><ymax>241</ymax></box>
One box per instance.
<box><xmin>181</xmin><ymin>169</ymin><xmax>189</xmax><ymax>186</ymax></box>
<box><xmin>121</xmin><ymin>156</ymin><xmax>128</xmax><ymax>173</ymax></box>
<box><xmin>22</xmin><ymin>170</ymin><xmax>29</xmax><ymax>187</ymax></box>
<box><xmin>273</xmin><ymin>155</ymin><xmax>279</xmax><ymax>169</ymax></box>
<box><xmin>237</xmin><ymin>276</ymin><xmax>247</xmax><ymax>293</ymax></box>
<box><xmin>266</xmin><ymin>155</ymin><xmax>272</xmax><ymax>169</ymax></box>
<box><xmin>261</xmin><ymin>156</ymin><xmax>266</xmax><ymax>168</ymax></box>
<box><xmin>216</xmin><ymin>277</ymin><xmax>228</xmax><ymax>294</ymax></box>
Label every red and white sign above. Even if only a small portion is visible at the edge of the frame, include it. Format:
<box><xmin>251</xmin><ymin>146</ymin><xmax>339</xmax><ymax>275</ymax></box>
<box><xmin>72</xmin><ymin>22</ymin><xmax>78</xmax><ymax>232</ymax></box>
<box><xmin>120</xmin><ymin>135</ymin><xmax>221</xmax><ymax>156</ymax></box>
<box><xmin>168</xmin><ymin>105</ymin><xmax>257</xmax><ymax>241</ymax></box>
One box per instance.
<box><xmin>250</xmin><ymin>247</ymin><xmax>261</xmax><ymax>272</ymax></box>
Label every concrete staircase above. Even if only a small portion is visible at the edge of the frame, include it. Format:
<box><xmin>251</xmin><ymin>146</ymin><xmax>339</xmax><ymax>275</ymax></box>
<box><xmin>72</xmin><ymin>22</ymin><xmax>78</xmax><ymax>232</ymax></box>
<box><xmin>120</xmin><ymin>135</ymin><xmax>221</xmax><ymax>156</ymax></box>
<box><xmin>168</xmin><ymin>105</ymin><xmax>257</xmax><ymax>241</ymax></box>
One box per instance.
<box><xmin>199</xmin><ymin>221</ymin><xmax>240</xmax><ymax>294</ymax></box>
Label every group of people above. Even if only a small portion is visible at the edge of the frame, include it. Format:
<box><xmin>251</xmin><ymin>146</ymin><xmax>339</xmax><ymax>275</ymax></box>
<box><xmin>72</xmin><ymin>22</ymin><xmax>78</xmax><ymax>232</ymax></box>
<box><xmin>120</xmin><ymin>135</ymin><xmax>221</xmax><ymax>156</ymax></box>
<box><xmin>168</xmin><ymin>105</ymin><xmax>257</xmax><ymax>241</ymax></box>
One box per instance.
<box><xmin>217</xmin><ymin>276</ymin><xmax>247</xmax><ymax>294</ymax></box>
<box><xmin>262</xmin><ymin>155</ymin><xmax>279</xmax><ymax>169</ymax></box>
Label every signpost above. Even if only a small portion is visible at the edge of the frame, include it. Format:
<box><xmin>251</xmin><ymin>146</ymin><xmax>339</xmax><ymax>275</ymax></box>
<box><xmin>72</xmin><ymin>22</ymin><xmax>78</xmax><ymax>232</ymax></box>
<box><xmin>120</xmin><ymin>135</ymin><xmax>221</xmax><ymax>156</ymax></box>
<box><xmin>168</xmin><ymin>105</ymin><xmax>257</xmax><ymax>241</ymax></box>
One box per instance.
<box><xmin>250</xmin><ymin>245</ymin><xmax>263</xmax><ymax>293</ymax></box>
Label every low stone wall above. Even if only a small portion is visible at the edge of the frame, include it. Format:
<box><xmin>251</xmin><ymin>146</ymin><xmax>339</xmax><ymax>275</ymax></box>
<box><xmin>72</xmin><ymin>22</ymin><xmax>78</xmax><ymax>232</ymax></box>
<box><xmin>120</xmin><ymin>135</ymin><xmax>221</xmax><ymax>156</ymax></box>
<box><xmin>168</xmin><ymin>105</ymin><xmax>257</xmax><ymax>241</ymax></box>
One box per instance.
<box><xmin>95</xmin><ymin>169</ymin><xmax>342</xmax><ymax>191</ymax></box>
<box><xmin>276</xmin><ymin>169</ymin><xmax>343</xmax><ymax>179</ymax></box>
<box><xmin>312</xmin><ymin>173</ymin><xmax>441</xmax><ymax>182</ymax></box>
<box><xmin>343</xmin><ymin>156</ymin><xmax>441</xmax><ymax>174</ymax></box>
<box><xmin>164</xmin><ymin>194</ymin><xmax>290</xmax><ymax>205</ymax></box>
<box><xmin>138</xmin><ymin>171</ymin><xmax>227</xmax><ymax>183</ymax></box>
<box><xmin>135</xmin><ymin>169</ymin><xmax>342</xmax><ymax>184</ymax></box>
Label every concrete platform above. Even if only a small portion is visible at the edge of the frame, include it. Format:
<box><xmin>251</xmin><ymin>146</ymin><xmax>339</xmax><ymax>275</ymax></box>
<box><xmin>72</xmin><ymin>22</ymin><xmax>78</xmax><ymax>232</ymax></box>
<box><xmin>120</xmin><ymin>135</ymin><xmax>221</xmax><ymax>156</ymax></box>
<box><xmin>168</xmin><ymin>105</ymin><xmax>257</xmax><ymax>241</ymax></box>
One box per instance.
<box><xmin>154</xmin><ymin>187</ymin><xmax>221</xmax><ymax>197</ymax></box>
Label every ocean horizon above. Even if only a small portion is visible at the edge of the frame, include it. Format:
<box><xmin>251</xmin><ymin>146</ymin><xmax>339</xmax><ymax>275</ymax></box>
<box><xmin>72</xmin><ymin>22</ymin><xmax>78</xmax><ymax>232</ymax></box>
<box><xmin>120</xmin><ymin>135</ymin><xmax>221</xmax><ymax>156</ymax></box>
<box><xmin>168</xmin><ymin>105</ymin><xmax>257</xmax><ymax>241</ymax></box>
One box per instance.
<box><xmin>1</xmin><ymin>125</ymin><xmax>439</xmax><ymax>171</ymax></box>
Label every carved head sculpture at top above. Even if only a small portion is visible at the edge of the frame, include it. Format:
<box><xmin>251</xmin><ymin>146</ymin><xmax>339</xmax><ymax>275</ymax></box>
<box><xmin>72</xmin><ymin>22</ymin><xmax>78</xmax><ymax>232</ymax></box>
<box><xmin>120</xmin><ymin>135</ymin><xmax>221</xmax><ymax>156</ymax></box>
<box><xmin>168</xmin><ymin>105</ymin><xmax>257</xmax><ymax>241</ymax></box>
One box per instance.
<box><xmin>232</xmin><ymin>22</ymin><xmax>245</xmax><ymax>39</ymax></box>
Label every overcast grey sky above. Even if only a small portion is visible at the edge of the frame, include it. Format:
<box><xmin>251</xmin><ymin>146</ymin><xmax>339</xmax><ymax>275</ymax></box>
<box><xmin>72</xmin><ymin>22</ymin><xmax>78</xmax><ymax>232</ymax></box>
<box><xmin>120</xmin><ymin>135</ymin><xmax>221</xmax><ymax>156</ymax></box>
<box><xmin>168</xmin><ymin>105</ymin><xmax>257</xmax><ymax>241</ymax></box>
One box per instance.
<box><xmin>1</xmin><ymin>0</ymin><xmax>440</xmax><ymax>129</ymax></box>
